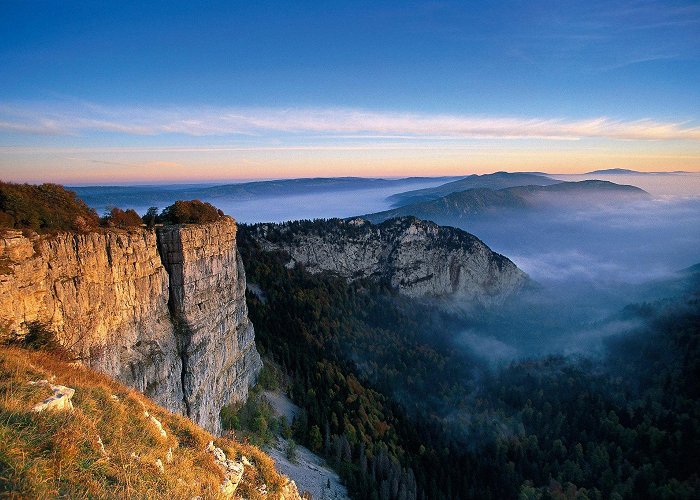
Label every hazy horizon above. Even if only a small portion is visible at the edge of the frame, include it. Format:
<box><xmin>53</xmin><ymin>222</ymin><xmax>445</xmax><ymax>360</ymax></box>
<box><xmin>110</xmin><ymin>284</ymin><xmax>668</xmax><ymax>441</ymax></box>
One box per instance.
<box><xmin>2</xmin><ymin>1</ymin><xmax>699</xmax><ymax>182</ymax></box>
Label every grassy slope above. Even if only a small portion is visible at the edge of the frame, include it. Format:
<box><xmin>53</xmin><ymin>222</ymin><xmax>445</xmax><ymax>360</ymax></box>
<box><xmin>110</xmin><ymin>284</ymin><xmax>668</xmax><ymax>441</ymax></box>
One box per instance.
<box><xmin>0</xmin><ymin>347</ymin><xmax>292</xmax><ymax>499</ymax></box>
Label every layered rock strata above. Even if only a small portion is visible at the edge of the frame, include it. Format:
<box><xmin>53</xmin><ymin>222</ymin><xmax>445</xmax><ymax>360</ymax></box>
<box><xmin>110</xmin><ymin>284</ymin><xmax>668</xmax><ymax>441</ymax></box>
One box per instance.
<box><xmin>0</xmin><ymin>217</ymin><xmax>260</xmax><ymax>433</ymax></box>
<box><xmin>158</xmin><ymin>219</ymin><xmax>261</xmax><ymax>433</ymax></box>
<box><xmin>245</xmin><ymin>216</ymin><xmax>527</xmax><ymax>305</ymax></box>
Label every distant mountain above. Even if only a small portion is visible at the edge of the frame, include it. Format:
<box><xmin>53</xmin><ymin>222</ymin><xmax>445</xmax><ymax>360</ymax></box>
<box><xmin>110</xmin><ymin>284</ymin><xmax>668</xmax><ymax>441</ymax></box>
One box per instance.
<box><xmin>585</xmin><ymin>168</ymin><xmax>690</xmax><ymax>175</ymax></box>
<box><xmin>363</xmin><ymin>180</ymin><xmax>651</xmax><ymax>224</ymax></box>
<box><xmin>386</xmin><ymin>171</ymin><xmax>560</xmax><ymax>207</ymax></box>
<box><xmin>72</xmin><ymin>176</ymin><xmax>461</xmax><ymax>213</ymax></box>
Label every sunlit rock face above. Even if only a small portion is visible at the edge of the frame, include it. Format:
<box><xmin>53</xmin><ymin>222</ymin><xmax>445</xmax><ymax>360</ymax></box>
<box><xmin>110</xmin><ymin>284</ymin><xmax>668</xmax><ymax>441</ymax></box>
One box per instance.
<box><xmin>157</xmin><ymin>218</ymin><xmax>261</xmax><ymax>434</ymax></box>
<box><xmin>244</xmin><ymin>216</ymin><xmax>528</xmax><ymax>305</ymax></box>
<box><xmin>0</xmin><ymin>217</ymin><xmax>261</xmax><ymax>434</ymax></box>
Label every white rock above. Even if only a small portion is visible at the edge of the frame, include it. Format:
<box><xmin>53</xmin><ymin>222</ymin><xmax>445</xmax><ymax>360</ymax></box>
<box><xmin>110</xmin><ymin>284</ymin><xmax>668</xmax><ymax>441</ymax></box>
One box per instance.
<box><xmin>148</xmin><ymin>414</ymin><xmax>167</xmax><ymax>439</ymax></box>
<box><xmin>206</xmin><ymin>441</ymin><xmax>245</xmax><ymax>499</ymax></box>
<box><xmin>31</xmin><ymin>381</ymin><xmax>75</xmax><ymax>412</ymax></box>
<box><xmin>97</xmin><ymin>435</ymin><xmax>107</xmax><ymax>456</ymax></box>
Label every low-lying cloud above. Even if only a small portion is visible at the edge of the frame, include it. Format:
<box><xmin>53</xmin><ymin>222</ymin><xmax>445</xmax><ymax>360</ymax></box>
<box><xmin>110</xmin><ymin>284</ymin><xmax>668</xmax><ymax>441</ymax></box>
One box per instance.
<box><xmin>2</xmin><ymin>102</ymin><xmax>700</xmax><ymax>141</ymax></box>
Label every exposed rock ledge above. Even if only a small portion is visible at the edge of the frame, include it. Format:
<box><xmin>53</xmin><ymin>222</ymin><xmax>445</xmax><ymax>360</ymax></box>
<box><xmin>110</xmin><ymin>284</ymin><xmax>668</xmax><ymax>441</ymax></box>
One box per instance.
<box><xmin>0</xmin><ymin>217</ymin><xmax>261</xmax><ymax>434</ymax></box>
<box><xmin>243</xmin><ymin>216</ymin><xmax>528</xmax><ymax>305</ymax></box>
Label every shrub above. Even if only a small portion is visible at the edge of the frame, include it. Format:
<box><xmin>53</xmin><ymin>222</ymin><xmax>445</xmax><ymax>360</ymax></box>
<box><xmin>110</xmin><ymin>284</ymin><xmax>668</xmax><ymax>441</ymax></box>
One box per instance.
<box><xmin>285</xmin><ymin>439</ymin><xmax>298</xmax><ymax>463</ymax></box>
<box><xmin>2</xmin><ymin>321</ymin><xmax>72</xmax><ymax>359</ymax></box>
<box><xmin>0</xmin><ymin>182</ymin><xmax>99</xmax><ymax>232</ymax></box>
<box><xmin>101</xmin><ymin>207</ymin><xmax>143</xmax><ymax>228</ymax></box>
<box><xmin>159</xmin><ymin>200</ymin><xmax>223</xmax><ymax>225</ymax></box>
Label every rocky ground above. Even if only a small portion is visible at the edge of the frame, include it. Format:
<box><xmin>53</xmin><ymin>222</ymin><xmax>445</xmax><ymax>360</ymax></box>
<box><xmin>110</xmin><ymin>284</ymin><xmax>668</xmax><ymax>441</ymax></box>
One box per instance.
<box><xmin>264</xmin><ymin>391</ymin><xmax>349</xmax><ymax>500</ymax></box>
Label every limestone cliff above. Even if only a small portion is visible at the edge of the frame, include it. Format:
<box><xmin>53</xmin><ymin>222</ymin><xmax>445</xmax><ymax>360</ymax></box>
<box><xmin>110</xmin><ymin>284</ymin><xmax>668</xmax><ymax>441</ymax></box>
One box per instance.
<box><xmin>0</xmin><ymin>217</ymin><xmax>261</xmax><ymax>433</ymax></box>
<box><xmin>158</xmin><ymin>218</ymin><xmax>262</xmax><ymax>434</ymax></box>
<box><xmin>243</xmin><ymin>216</ymin><xmax>528</xmax><ymax>305</ymax></box>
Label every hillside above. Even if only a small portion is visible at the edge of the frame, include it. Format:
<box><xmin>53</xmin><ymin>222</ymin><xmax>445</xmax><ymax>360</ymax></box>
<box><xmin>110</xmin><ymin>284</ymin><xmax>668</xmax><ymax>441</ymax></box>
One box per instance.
<box><xmin>240</xmin><ymin>232</ymin><xmax>700</xmax><ymax>499</ymax></box>
<box><xmin>0</xmin><ymin>345</ymin><xmax>299</xmax><ymax>498</ymax></box>
<box><xmin>242</xmin><ymin>216</ymin><xmax>528</xmax><ymax>304</ymax></box>
<box><xmin>365</xmin><ymin>180</ymin><xmax>651</xmax><ymax>223</ymax></box>
<box><xmin>386</xmin><ymin>171</ymin><xmax>559</xmax><ymax>207</ymax></box>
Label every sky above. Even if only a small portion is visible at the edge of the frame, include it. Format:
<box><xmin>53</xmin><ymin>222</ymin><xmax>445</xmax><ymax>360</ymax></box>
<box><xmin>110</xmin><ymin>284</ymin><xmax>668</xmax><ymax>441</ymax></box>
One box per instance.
<box><xmin>1</xmin><ymin>0</ymin><xmax>699</xmax><ymax>184</ymax></box>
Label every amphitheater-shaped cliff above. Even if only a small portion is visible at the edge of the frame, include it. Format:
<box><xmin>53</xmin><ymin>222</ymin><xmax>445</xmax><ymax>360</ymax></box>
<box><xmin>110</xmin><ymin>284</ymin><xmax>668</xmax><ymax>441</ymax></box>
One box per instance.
<box><xmin>0</xmin><ymin>217</ymin><xmax>261</xmax><ymax>434</ymax></box>
<box><xmin>243</xmin><ymin>216</ymin><xmax>528</xmax><ymax>305</ymax></box>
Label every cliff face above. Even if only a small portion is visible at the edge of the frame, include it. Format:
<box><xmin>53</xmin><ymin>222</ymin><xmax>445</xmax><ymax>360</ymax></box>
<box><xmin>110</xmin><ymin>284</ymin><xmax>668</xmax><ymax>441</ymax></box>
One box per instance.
<box><xmin>158</xmin><ymin>219</ymin><xmax>261</xmax><ymax>434</ymax></box>
<box><xmin>0</xmin><ymin>217</ymin><xmax>260</xmax><ymax>433</ymax></box>
<box><xmin>244</xmin><ymin>216</ymin><xmax>527</xmax><ymax>305</ymax></box>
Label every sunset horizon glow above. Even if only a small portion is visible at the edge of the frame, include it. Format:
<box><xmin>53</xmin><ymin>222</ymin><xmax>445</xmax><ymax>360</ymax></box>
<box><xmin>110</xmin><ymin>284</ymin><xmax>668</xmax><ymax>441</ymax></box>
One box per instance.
<box><xmin>1</xmin><ymin>1</ymin><xmax>699</xmax><ymax>184</ymax></box>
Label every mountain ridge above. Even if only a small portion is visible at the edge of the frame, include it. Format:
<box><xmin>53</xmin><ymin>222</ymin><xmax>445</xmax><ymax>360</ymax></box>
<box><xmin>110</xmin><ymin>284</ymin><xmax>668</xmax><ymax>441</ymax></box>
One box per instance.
<box><xmin>364</xmin><ymin>180</ymin><xmax>651</xmax><ymax>224</ymax></box>
<box><xmin>386</xmin><ymin>171</ymin><xmax>560</xmax><ymax>207</ymax></box>
<box><xmin>242</xmin><ymin>216</ymin><xmax>528</xmax><ymax>305</ymax></box>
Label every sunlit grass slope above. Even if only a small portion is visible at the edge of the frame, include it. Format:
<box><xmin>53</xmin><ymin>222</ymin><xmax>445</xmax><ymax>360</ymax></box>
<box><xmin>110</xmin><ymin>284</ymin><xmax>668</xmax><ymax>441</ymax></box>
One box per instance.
<box><xmin>0</xmin><ymin>346</ymin><xmax>292</xmax><ymax>499</ymax></box>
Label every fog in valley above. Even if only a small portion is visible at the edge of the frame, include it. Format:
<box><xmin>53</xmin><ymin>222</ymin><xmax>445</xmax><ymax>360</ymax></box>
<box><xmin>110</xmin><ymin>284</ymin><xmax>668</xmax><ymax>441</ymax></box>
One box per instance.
<box><xmin>80</xmin><ymin>172</ymin><xmax>700</xmax><ymax>366</ymax></box>
<box><xmin>445</xmin><ymin>194</ymin><xmax>699</xmax><ymax>364</ymax></box>
<box><xmin>73</xmin><ymin>177</ymin><xmax>453</xmax><ymax>223</ymax></box>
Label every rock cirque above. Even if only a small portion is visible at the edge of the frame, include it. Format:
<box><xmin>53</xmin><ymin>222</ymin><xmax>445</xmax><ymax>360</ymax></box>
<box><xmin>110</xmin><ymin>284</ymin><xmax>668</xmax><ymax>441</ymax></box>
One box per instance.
<box><xmin>0</xmin><ymin>217</ymin><xmax>261</xmax><ymax>433</ymax></box>
<box><xmin>243</xmin><ymin>216</ymin><xmax>527</xmax><ymax>305</ymax></box>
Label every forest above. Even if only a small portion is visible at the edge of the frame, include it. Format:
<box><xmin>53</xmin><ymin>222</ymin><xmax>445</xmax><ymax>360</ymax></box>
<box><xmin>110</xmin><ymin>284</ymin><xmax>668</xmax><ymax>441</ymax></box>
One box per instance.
<box><xmin>238</xmin><ymin>225</ymin><xmax>700</xmax><ymax>500</ymax></box>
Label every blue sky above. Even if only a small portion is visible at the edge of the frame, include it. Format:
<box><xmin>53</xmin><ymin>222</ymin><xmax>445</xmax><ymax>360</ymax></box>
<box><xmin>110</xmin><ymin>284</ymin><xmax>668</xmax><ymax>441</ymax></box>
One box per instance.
<box><xmin>1</xmin><ymin>0</ymin><xmax>699</xmax><ymax>183</ymax></box>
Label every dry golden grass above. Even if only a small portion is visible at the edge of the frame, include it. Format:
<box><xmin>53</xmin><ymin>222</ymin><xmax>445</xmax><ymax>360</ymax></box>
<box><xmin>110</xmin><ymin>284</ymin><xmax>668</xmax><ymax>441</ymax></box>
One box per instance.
<box><xmin>0</xmin><ymin>347</ymin><xmax>293</xmax><ymax>499</ymax></box>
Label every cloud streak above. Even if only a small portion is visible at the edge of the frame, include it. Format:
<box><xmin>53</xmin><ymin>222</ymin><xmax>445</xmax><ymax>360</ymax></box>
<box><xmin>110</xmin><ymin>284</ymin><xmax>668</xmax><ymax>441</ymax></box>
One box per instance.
<box><xmin>1</xmin><ymin>103</ymin><xmax>700</xmax><ymax>142</ymax></box>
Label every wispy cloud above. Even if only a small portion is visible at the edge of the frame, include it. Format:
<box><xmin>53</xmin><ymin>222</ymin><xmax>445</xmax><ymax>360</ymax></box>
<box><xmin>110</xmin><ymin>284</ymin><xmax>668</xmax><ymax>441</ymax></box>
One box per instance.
<box><xmin>1</xmin><ymin>102</ymin><xmax>700</xmax><ymax>141</ymax></box>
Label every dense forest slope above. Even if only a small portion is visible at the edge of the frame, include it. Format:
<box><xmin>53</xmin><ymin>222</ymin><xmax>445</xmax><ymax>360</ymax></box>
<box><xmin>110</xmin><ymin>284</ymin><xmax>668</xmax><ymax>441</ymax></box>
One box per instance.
<box><xmin>239</xmin><ymin>232</ymin><xmax>700</xmax><ymax>499</ymax></box>
<box><xmin>0</xmin><ymin>345</ymin><xmax>299</xmax><ymax>498</ymax></box>
<box><xmin>243</xmin><ymin>216</ymin><xmax>527</xmax><ymax>305</ymax></box>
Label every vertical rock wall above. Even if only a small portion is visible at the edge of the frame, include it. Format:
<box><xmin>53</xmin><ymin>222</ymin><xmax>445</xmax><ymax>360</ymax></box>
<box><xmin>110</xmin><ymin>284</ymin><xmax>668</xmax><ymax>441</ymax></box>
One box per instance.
<box><xmin>0</xmin><ymin>229</ymin><xmax>184</xmax><ymax>413</ymax></box>
<box><xmin>0</xmin><ymin>217</ymin><xmax>261</xmax><ymax>433</ymax></box>
<box><xmin>157</xmin><ymin>218</ymin><xmax>262</xmax><ymax>434</ymax></box>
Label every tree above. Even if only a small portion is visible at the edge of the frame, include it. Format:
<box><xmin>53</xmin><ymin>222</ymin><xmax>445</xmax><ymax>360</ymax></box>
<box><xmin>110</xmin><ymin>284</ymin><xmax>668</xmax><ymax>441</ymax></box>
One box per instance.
<box><xmin>286</xmin><ymin>439</ymin><xmax>298</xmax><ymax>463</ymax></box>
<box><xmin>159</xmin><ymin>200</ymin><xmax>223</xmax><ymax>225</ymax></box>
<box><xmin>143</xmin><ymin>207</ymin><xmax>159</xmax><ymax>228</ymax></box>
<box><xmin>309</xmin><ymin>425</ymin><xmax>323</xmax><ymax>452</ymax></box>
<box><xmin>102</xmin><ymin>207</ymin><xmax>142</xmax><ymax>228</ymax></box>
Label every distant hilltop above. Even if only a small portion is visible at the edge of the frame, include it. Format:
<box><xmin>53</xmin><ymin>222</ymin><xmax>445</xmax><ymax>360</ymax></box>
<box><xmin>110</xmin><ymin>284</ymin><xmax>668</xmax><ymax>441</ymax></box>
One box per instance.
<box><xmin>584</xmin><ymin>168</ymin><xmax>690</xmax><ymax>175</ymax></box>
<box><xmin>364</xmin><ymin>180</ymin><xmax>651</xmax><ymax>224</ymax></box>
<box><xmin>241</xmin><ymin>216</ymin><xmax>528</xmax><ymax>305</ymax></box>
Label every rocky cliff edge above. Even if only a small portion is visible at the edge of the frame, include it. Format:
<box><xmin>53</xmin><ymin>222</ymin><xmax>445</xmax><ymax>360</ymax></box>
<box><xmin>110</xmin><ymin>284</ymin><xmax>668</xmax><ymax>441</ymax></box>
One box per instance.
<box><xmin>0</xmin><ymin>217</ymin><xmax>261</xmax><ymax>434</ymax></box>
<box><xmin>244</xmin><ymin>216</ymin><xmax>528</xmax><ymax>305</ymax></box>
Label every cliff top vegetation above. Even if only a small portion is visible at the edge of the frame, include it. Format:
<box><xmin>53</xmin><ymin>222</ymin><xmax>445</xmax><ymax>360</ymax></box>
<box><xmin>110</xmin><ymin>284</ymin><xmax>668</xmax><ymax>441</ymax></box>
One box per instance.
<box><xmin>0</xmin><ymin>181</ymin><xmax>100</xmax><ymax>233</ymax></box>
<box><xmin>0</xmin><ymin>181</ymin><xmax>227</xmax><ymax>233</ymax></box>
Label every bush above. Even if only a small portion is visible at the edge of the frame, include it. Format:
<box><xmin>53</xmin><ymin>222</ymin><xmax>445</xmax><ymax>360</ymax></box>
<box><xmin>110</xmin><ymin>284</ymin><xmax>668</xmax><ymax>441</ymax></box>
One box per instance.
<box><xmin>285</xmin><ymin>439</ymin><xmax>298</xmax><ymax>463</ymax></box>
<box><xmin>101</xmin><ymin>207</ymin><xmax>143</xmax><ymax>228</ymax></box>
<box><xmin>0</xmin><ymin>182</ymin><xmax>99</xmax><ymax>232</ymax></box>
<box><xmin>159</xmin><ymin>200</ymin><xmax>223</xmax><ymax>225</ymax></box>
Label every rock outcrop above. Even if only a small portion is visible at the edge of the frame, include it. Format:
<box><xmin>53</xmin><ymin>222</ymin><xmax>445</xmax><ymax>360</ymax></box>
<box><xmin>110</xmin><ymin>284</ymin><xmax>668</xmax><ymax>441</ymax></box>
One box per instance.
<box><xmin>0</xmin><ymin>217</ymin><xmax>261</xmax><ymax>433</ymax></box>
<box><xmin>158</xmin><ymin>219</ymin><xmax>261</xmax><ymax>434</ymax></box>
<box><xmin>243</xmin><ymin>216</ymin><xmax>528</xmax><ymax>305</ymax></box>
<box><xmin>29</xmin><ymin>380</ymin><xmax>75</xmax><ymax>412</ymax></box>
